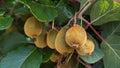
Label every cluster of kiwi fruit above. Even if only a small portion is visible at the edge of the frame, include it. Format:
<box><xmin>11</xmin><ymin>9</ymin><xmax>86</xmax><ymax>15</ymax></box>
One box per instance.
<box><xmin>24</xmin><ymin>16</ymin><xmax>95</xmax><ymax>63</ymax></box>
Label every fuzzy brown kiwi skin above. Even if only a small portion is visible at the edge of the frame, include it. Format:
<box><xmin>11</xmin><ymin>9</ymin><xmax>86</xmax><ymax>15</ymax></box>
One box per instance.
<box><xmin>24</xmin><ymin>16</ymin><xmax>42</xmax><ymax>38</ymax></box>
<box><xmin>47</xmin><ymin>29</ymin><xmax>58</xmax><ymax>49</ymax></box>
<box><xmin>55</xmin><ymin>26</ymin><xmax>74</xmax><ymax>55</ymax></box>
<box><xmin>34</xmin><ymin>30</ymin><xmax>47</xmax><ymax>48</ymax></box>
<box><xmin>65</xmin><ymin>24</ymin><xmax>87</xmax><ymax>48</ymax></box>
<box><xmin>76</xmin><ymin>38</ymin><xmax>95</xmax><ymax>56</ymax></box>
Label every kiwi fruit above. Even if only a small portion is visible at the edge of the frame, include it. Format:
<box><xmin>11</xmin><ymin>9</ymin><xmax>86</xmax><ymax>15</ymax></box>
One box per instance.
<box><xmin>65</xmin><ymin>24</ymin><xmax>87</xmax><ymax>48</ymax></box>
<box><xmin>34</xmin><ymin>30</ymin><xmax>47</xmax><ymax>48</ymax></box>
<box><xmin>55</xmin><ymin>26</ymin><xmax>74</xmax><ymax>55</ymax></box>
<box><xmin>50</xmin><ymin>51</ymin><xmax>61</xmax><ymax>62</ymax></box>
<box><xmin>24</xmin><ymin>16</ymin><xmax>42</xmax><ymax>38</ymax></box>
<box><xmin>47</xmin><ymin>29</ymin><xmax>58</xmax><ymax>49</ymax></box>
<box><xmin>76</xmin><ymin>38</ymin><xmax>95</xmax><ymax>56</ymax></box>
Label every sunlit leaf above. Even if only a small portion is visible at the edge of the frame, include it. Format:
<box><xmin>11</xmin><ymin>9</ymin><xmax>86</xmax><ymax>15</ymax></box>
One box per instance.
<box><xmin>91</xmin><ymin>0</ymin><xmax>120</xmax><ymax>25</ymax></box>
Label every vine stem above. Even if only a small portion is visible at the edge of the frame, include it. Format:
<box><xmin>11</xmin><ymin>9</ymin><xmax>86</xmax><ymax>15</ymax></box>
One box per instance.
<box><xmin>81</xmin><ymin>17</ymin><xmax>118</xmax><ymax>54</ymax></box>
<box><xmin>81</xmin><ymin>17</ymin><xmax>105</xmax><ymax>41</ymax></box>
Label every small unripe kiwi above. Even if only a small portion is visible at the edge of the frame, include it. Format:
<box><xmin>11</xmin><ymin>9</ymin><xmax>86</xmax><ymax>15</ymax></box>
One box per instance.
<box><xmin>34</xmin><ymin>30</ymin><xmax>47</xmax><ymax>48</ymax></box>
<box><xmin>55</xmin><ymin>26</ymin><xmax>74</xmax><ymax>55</ymax></box>
<box><xmin>76</xmin><ymin>38</ymin><xmax>95</xmax><ymax>56</ymax></box>
<box><xmin>24</xmin><ymin>16</ymin><xmax>42</xmax><ymax>38</ymax></box>
<box><xmin>50</xmin><ymin>51</ymin><xmax>61</xmax><ymax>62</ymax></box>
<box><xmin>65</xmin><ymin>24</ymin><xmax>87</xmax><ymax>48</ymax></box>
<box><xmin>47</xmin><ymin>29</ymin><xmax>58</xmax><ymax>49</ymax></box>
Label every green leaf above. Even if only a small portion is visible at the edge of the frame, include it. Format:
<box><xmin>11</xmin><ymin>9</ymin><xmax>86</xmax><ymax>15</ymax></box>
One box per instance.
<box><xmin>101</xmin><ymin>22</ymin><xmax>119</xmax><ymax>38</ymax></box>
<box><xmin>55</xmin><ymin>0</ymin><xmax>73</xmax><ymax>26</ymax></box>
<box><xmin>0</xmin><ymin>32</ymin><xmax>27</xmax><ymax>54</ymax></box>
<box><xmin>21</xmin><ymin>48</ymin><xmax>42</xmax><ymax>68</ymax></box>
<box><xmin>37</xmin><ymin>0</ymin><xmax>52</xmax><ymax>5</ymax></box>
<box><xmin>15</xmin><ymin>6</ymin><xmax>29</xmax><ymax>15</ymax></box>
<box><xmin>0</xmin><ymin>9</ymin><xmax>5</xmax><ymax>16</ymax></box>
<box><xmin>101</xmin><ymin>23</ymin><xmax>120</xmax><ymax>68</ymax></box>
<box><xmin>90</xmin><ymin>0</ymin><xmax>120</xmax><ymax>25</ymax></box>
<box><xmin>19</xmin><ymin>0</ymin><xmax>58</xmax><ymax>22</ymax></box>
<box><xmin>0</xmin><ymin>45</ymin><xmax>42</xmax><ymax>68</ymax></box>
<box><xmin>0</xmin><ymin>16</ymin><xmax>13</xmax><ymax>30</ymax></box>
<box><xmin>80</xmin><ymin>34</ymin><xmax>104</xmax><ymax>64</ymax></box>
<box><xmin>40</xmin><ymin>47</ymin><xmax>53</xmax><ymax>63</ymax></box>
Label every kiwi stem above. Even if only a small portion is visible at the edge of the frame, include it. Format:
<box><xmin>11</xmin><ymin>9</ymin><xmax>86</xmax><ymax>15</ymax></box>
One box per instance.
<box><xmin>78</xmin><ymin>1</ymin><xmax>93</xmax><ymax>19</ymax></box>
<box><xmin>73</xmin><ymin>12</ymin><xmax>77</xmax><ymax>24</ymax></box>
<box><xmin>66</xmin><ymin>18</ymin><xmax>73</xmax><ymax>26</ymax></box>
<box><xmin>80</xmin><ymin>0</ymin><xmax>89</xmax><ymax>10</ymax></box>
<box><xmin>52</xmin><ymin>20</ymin><xmax>55</xmax><ymax>29</ymax></box>
<box><xmin>67</xmin><ymin>13</ymin><xmax>78</xmax><ymax>27</ymax></box>
<box><xmin>80</xmin><ymin>16</ymin><xmax>83</xmax><ymax>26</ymax></box>
<box><xmin>77</xmin><ymin>55</ymin><xmax>92</xmax><ymax>68</ymax></box>
<box><xmin>65</xmin><ymin>50</ymin><xmax>74</xmax><ymax>63</ymax></box>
